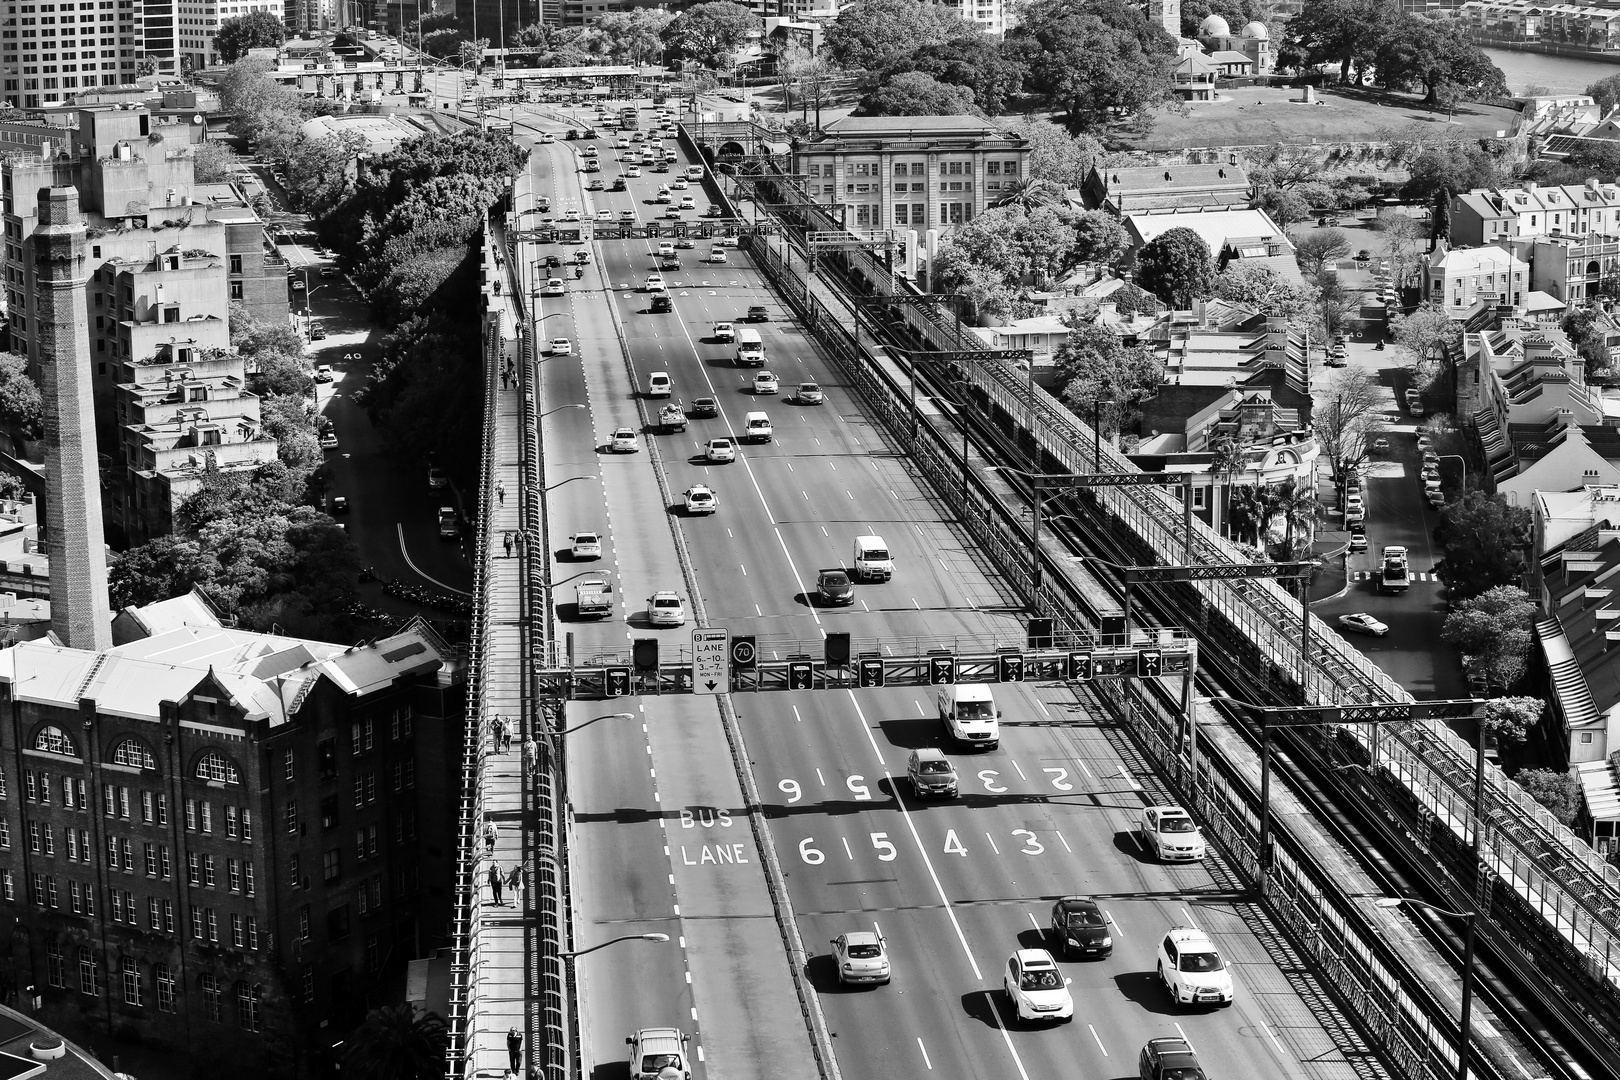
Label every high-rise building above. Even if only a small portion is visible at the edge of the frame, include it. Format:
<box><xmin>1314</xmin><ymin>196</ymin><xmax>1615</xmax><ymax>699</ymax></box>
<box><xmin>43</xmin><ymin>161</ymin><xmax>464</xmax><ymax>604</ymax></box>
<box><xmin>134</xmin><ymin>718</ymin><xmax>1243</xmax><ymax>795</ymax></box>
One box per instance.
<box><xmin>2</xmin><ymin>105</ymin><xmax>288</xmax><ymax>543</ymax></box>
<box><xmin>0</xmin><ymin>0</ymin><xmax>141</xmax><ymax>110</ymax></box>
<box><xmin>0</xmin><ymin>599</ymin><xmax>465</xmax><ymax>1077</ymax></box>
<box><xmin>32</xmin><ymin>187</ymin><xmax>111</xmax><ymax>651</ymax></box>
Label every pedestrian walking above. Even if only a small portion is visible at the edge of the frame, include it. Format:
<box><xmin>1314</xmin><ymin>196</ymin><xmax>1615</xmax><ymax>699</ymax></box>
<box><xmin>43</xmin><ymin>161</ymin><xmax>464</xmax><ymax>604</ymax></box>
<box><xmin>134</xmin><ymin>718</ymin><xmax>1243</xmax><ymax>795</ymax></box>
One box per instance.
<box><xmin>491</xmin><ymin>715</ymin><xmax>506</xmax><ymax>753</ymax></box>
<box><xmin>507</xmin><ymin>861</ymin><xmax>524</xmax><ymax>893</ymax></box>
<box><xmin>496</xmin><ymin>479</ymin><xmax>506</xmax><ymax>505</ymax></box>
<box><xmin>502</xmin><ymin>721</ymin><xmax>514</xmax><ymax>754</ymax></box>
<box><xmin>504</xmin><ymin>531</ymin><xmax>514</xmax><ymax>558</ymax></box>
<box><xmin>523</xmin><ymin>737</ymin><xmax>539</xmax><ymax>774</ymax></box>
<box><xmin>507</xmin><ymin>1028</ymin><xmax>523</xmax><ymax>1073</ymax></box>
<box><xmin>483</xmin><ymin>820</ymin><xmax>498</xmax><ymax>855</ymax></box>
<box><xmin>488</xmin><ymin>862</ymin><xmax>504</xmax><ymax>906</ymax></box>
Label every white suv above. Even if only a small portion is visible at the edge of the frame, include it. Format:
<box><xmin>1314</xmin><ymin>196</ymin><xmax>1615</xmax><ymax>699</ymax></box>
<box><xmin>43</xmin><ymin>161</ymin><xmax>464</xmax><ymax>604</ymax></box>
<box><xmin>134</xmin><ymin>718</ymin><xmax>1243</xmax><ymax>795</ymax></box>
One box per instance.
<box><xmin>1156</xmin><ymin>926</ymin><xmax>1235</xmax><ymax>1007</ymax></box>
<box><xmin>627</xmin><ymin>1028</ymin><xmax>691</xmax><ymax>1080</ymax></box>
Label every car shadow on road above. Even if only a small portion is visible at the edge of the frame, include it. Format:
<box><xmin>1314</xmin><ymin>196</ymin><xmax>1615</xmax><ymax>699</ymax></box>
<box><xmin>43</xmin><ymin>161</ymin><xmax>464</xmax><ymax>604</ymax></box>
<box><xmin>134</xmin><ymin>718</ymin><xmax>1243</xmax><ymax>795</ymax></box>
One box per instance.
<box><xmin>874</xmin><ymin>717</ymin><xmax>944</xmax><ymax>751</ymax></box>
<box><xmin>1015</xmin><ymin>928</ymin><xmax>1050</xmax><ymax>951</ymax></box>
<box><xmin>1114</xmin><ymin>970</ymin><xmax>1177</xmax><ymax>1014</ymax></box>
<box><xmin>959</xmin><ymin>988</ymin><xmax>1009</xmax><ymax>1030</ymax></box>
<box><xmin>803</xmin><ymin>953</ymin><xmax>882</xmax><ymax>993</ymax></box>
<box><xmin>588</xmin><ymin>1061</ymin><xmax>631</xmax><ymax>1080</ymax></box>
<box><xmin>1112</xmin><ymin>831</ymin><xmax>1157</xmax><ymax>863</ymax></box>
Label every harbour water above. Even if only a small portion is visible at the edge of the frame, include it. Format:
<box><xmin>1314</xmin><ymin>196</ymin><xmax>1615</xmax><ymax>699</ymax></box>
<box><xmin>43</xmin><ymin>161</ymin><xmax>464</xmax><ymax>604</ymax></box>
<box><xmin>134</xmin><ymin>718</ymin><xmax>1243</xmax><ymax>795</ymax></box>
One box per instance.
<box><xmin>1483</xmin><ymin>46</ymin><xmax>1620</xmax><ymax>97</ymax></box>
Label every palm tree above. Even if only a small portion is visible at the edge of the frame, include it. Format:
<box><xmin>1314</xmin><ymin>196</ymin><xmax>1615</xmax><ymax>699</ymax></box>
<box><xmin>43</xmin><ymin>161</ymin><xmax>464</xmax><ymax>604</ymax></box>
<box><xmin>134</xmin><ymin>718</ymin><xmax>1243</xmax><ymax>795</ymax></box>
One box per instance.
<box><xmin>1272</xmin><ymin>479</ymin><xmax>1319</xmax><ymax>559</ymax></box>
<box><xmin>991</xmin><ymin>177</ymin><xmax>1064</xmax><ymax>210</ymax></box>
<box><xmin>341</xmin><ymin>1003</ymin><xmax>448</xmax><ymax>1080</ymax></box>
<box><xmin>1226</xmin><ymin>484</ymin><xmax>1267</xmax><ymax>546</ymax></box>
<box><xmin>1208</xmin><ymin>433</ymin><xmax>1248</xmax><ymax>537</ymax></box>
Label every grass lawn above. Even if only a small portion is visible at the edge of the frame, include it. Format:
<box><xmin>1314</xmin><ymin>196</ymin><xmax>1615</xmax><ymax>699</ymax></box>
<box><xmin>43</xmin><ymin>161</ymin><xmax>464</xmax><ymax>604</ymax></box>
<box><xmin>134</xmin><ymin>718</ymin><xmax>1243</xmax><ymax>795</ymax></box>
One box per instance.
<box><xmin>1109</xmin><ymin>85</ymin><xmax>1521</xmax><ymax>153</ymax></box>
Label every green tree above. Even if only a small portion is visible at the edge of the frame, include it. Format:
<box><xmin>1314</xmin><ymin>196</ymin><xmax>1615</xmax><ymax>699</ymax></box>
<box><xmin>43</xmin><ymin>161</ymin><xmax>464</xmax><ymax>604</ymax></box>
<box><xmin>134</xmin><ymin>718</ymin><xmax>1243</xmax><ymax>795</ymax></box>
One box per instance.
<box><xmin>1010</xmin><ymin>117</ymin><xmax>1106</xmax><ymax>190</ymax></box>
<box><xmin>1053</xmin><ymin>321</ymin><xmax>1166</xmax><ymax>438</ymax></box>
<box><xmin>992</xmin><ymin>178</ymin><xmax>1065</xmax><ymax>210</ymax></box>
<box><xmin>1391</xmin><ymin>306</ymin><xmax>1463</xmax><ymax>379</ymax></box>
<box><xmin>1480</xmin><ymin>696</ymin><xmax>1543</xmax><ymax>745</ymax></box>
<box><xmin>1588</xmin><ymin>73</ymin><xmax>1620</xmax><ymax>112</ymax></box>
<box><xmin>1208</xmin><ymin>432</ymin><xmax>1250</xmax><ymax>534</ymax></box>
<box><xmin>0</xmin><ymin>352</ymin><xmax>43</xmax><ymax>441</ymax></box>
<box><xmin>1313</xmin><ymin>367</ymin><xmax>1384</xmax><ymax>481</ymax></box>
<box><xmin>1435</xmin><ymin>497</ymin><xmax>1531</xmax><ymax>601</ymax></box>
<box><xmin>192</xmin><ymin>140</ymin><xmax>241</xmax><ymax>184</ymax></box>
<box><xmin>214</xmin><ymin>10</ymin><xmax>286</xmax><ymax>62</ymax></box>
<box><xmin>1513</xmin><ymin>768</ymin><xmax>1582</xmax><ymax>825</ymax></box>
<box><xmin>661</xmin><ymin>1</ymin><xmax>761</xmax><ymax>68</ymax></box>
<box><xmin>1563</xmin><ymin>307</ymin><xmax>1613</xmax><ymax>373</ymax></box>
<box><xmin>1279</xmin><ymin>0</ymin><xmax>1396</xmax><ymax>84</ymax></box>
<box><xmin>1316</xmin><ymin>274</ymin><xmax>1362</xmax><ymax>340</ymax></box>
<box><xmin>1373</xmin><ymin>13</ymin><xmax>1507</xmax><ymax>107</ymax></box>
<box><xmin>1134</xmin><ymin>226</ymin><xmax>1214</xmax><ymax>308</ymax></box>
<box><xmin>1402</xmin><ymin>142</ymin><xmax>1505</xmax><ymax>204</ymax></box>
<box><xmin>1213</xmin><ymin>264</ymin><xmax>1320</xmax><ymax>324</ymax></box>
<box><xmin>1071</xmin><ymin>208</ymin><xmax>1130</xmax><ymax>266</ymax></box>
<box><xmin>1562</xmin><ymin>140</ymin><xmax>1620</xmax><ymax>179</ymax></box>
<box><xmin>857</xmin><ymin>71</ymin><xmax>979</xmax><ymax>116</ymax></box>
<box><xmin>1008</xmin><ymin>0</ymin><xmax>1177</xmax><ymax>132</ymax></box>
<box><xmin>1251</xmin><ymin>184</ymin><xmax>1313</xmax><ymax>229</ymax></box>
<box><xmin>1440</xmin><ymin>586</ymin><xmax>1537</xmax><ymax>690</ymax></box>
<box><xmin>894</xmin><ymin>35</ymin><xmax>1027</xmax><ymax>116</ymax></box>
<box><xmin>341</xmin><ymin>1005</ymin><xmax>447</xmax><ymax>1080</ymax></box>
<box><xmin>825</xmin><ymin>0</ymin><xmax>972</xmax><ymax>73</ymax></box>
<box><xmin>1181</xmin><ymin>0</ymin><xmax>1272</xmax><ymax>38</ymax></box>
<box><xmin>1294</xmin><ymin>229</ymin><xmax>1352</xmax><ymax>278</ymax></box>
<box><xmin>579</xmin><ymin>9</ymin><xmax>672</xmax><ymax>63</ymax></box>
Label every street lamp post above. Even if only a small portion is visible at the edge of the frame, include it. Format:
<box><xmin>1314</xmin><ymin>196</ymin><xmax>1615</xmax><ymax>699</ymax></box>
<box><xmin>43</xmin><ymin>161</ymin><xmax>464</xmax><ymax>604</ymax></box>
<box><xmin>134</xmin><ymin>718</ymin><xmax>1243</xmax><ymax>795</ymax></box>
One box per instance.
<box><xmin>560</xmin><ymin>932</ymin><xmax>670</xmax><ymax>960</ymax></box>
<box><xmin>1375</xmin><ymin>897</ymin><xmax>1476</xmax><ymax>1080</ymax></box>
<box><xmin>1437</xmin><ymin>453</ymin><xmax>1467</xmax><ymax>492</ymax></box>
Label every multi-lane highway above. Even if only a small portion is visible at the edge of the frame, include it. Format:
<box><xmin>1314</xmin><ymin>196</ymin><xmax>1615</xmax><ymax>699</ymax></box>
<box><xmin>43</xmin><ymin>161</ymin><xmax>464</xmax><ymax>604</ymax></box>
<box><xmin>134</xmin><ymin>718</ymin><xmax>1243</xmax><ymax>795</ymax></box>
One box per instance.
<box><xmin>513</xmin><ymin>100</ymin><xmax>1383</xmax><ymax>1080</ymax></box>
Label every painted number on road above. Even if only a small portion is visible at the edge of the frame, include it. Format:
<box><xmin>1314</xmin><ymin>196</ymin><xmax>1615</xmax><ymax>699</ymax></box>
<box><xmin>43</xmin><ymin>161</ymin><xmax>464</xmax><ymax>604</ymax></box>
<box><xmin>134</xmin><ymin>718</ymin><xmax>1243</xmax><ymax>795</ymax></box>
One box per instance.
<box><xmin>796</xmin><ymin>833</ymin><xmax>898</xmax><ymax>864</ymax></box>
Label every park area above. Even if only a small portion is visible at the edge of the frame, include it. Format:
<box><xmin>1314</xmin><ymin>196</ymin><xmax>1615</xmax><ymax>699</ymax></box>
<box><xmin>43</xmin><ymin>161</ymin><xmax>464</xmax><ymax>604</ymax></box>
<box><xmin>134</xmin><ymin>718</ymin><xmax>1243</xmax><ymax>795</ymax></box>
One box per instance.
<box><xmin>1111</xmin><ymin>85</ymin><xmax>1523</xmax><ymax>153</ymax></box>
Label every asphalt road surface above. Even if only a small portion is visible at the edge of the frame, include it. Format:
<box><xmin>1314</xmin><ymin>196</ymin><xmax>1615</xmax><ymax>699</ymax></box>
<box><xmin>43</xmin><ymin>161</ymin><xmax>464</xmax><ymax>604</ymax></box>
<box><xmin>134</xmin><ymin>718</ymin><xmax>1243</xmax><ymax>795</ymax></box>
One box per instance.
<box><xmin>520</xmin><ymin>101</ymin><xmax>1381</xmax><ymax>1080</ymax></box>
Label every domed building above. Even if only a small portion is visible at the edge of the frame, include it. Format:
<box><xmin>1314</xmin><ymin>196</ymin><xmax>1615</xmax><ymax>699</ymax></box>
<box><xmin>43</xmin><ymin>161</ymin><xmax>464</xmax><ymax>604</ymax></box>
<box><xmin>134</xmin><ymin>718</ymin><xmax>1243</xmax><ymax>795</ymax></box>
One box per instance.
<box><xmin>1197</xmin><ymin>14</ymin><xmax>1274</xmax><ymax>76</ymax></box>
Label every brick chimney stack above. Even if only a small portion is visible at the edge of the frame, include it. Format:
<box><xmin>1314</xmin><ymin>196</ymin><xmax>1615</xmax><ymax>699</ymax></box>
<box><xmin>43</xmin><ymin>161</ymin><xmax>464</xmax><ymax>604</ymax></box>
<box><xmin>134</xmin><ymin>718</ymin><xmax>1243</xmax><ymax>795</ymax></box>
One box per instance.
<box><xmin>34</xmin><ymin>187</ymin><xmax>111</xmax><ymax>650</ymax></box>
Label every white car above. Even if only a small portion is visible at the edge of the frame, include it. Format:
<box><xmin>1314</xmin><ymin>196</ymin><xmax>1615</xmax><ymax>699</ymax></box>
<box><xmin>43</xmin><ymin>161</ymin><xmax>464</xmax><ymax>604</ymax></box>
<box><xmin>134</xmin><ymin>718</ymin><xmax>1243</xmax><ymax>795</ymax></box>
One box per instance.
<box><xmin>654</xmin><ymin>190</ymin><xmax>673</xmax><ymax>204</ymax></box>
<box><xmin>313</xmin><ymin>364</ymin><xmax>334</xmax><ymax>383</ymax></box>
<box><xmin>626</xmin><ymin>165</ymin><xmax>642</xmax><ymax>178</ymax></box>
<box><xmin>562</xmin><ymin>208</ymin><xmax>581</xmax><ymax>222</ymax></box>
<box><xmin>684</xmin><ymin>485</ymin><xmax>717</xmax><ymax>515</ymax></box>
<box><xmin>595</xmin><ymin>208</ymin><xmax>613</xmax><ymax>221</ymax></box>
<box><xmin>547</xmin><ymin>339</ymin><xmax>572</xmax><ymax>355</ymax></box>
<box><xmin>609</xmin><ymin>427</ymin><xmax>640</xmax><ymax>453</ymax></box>
<box><xmin>540</xmin><ymin>278</ymin><xmax>565</xmax><ymax>297</ymax></box>
<box><xmin>1344</xmin><ymin>492</ymin><xmax>1364</xmax><ymax>515</ymax></box>
<box><xmin>1003</xmin><ymin>949</ymin><xmax>1073</xmax><ymax>1023</ymax></box>
<box><xmin>664</xmin><ymin>206</ymin><xmax>682</xmax><ymax>219</ymax></box>
<box><xmin>678</xmin><ymin>196</ymin><xmax>695</xmax><ymax>210</ymax></box>
<box><xmin>705</xmin><ymin>438</ymin><xmax>735</xmax><ymax>463</ymax></box>
<box><xmin>1339</xmin><ymin>612</ymin><xmax>1390</xmax><ymax>636</ymax></box>
<box><xmin>658</xmin><ymin>242</ymin><xmax>675</xmax><ymax>257</ymax></box>
<box><xmin>794</xmin><ymin>382</ymin><xmax>824</xmax><ymax>405</ymax></box>
<box><xmin>645</xmin><ymin>274</ymin><xmax>666</xmax><ymax>292</ymax></box>
<box><xmin>319</xmin><ymin>431</ymin><xmax>338</xmax><ymax>450</ymax></box>
<box><xmin>570</xmin><ymin>531</ymin><xmax>602</xmax><ymax>559</ymax></box>
<box><xmin>615</xmin><ymin>137</ymin><xmax>631</xmax><ymax>149</ymax></box>
<box><xmin>538</xmin><ymin>131</ymin><xmax>555</xmax><ymax>144</ymax></box>
<box><xmin>1156</xmin><ymin>926</ymin><xmax>1235</xmax><ymax>1007</ymax></box>
<box><xmin>753</xmin><ymin>371</ymin><xmax>779</xmax><ymax>395</ymax></box>
<box><xmin>830</xmin><ymin>930</ymin><xmax>891</xmax><ymax>985</ymax></box>
<box><xmin>647</xmin><ymin>591</ymin><xmax>686</xmax><ymax>627</ymax></box>
<box><xmin>1140</xmin><ymin>806</ymin><xmax>1207</xmax><ymax>861</ymax></box>
<box><xmin>672</xmin><ymin>177</ymin><xmax>689</xmax><ymax>190</ymax></box>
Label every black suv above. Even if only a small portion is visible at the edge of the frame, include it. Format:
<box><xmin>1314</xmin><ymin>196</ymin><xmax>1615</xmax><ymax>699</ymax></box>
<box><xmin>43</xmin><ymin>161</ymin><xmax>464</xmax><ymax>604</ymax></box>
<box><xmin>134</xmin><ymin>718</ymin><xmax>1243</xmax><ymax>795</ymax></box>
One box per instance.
<box><xmin>1049</xmin><ymin>896</ymin><xmax>1112</xmax><ymax>959</ymax></box>
<box><xmin>1139</xmin><ymin>1036</ymin><xmax>1205</xmax><ymax>1080</ymax></box>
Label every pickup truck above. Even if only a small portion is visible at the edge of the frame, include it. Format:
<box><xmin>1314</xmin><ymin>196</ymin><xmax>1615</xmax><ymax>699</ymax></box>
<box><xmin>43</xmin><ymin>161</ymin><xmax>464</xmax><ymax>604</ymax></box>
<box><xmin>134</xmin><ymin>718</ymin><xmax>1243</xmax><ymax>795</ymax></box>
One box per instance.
<box><xmin>575</xmin><ymin>578</ymin><xmax>613</xmax><ymax>618</ymax></box>
<box><xmin>658</xmin><ymin>403</ymin><xmax>687</xmax><ymax>433</ymax></box>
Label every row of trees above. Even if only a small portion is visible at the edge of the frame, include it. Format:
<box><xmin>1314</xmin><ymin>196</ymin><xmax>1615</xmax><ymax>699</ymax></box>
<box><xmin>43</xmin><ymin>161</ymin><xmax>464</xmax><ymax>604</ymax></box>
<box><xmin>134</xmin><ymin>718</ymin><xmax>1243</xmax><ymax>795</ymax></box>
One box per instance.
<box><xmin>1282</xmin><ymin>0</ymin><xmax>1506</xmax><ymax>106</ymax></box>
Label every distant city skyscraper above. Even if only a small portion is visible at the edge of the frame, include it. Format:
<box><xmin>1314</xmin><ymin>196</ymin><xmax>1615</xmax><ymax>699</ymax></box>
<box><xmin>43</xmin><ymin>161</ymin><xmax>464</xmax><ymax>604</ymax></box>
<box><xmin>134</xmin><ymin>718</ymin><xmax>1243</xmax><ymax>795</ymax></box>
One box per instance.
<box><xmin>34</xmin><ymin>187</ymin><xmax>112</xmax><ymax>651</ymax></box>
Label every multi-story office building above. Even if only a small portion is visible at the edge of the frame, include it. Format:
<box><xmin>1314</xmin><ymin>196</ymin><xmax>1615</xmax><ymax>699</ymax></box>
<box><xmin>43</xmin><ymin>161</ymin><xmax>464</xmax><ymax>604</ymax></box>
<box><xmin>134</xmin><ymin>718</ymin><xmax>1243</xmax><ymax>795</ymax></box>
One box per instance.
<box><xmin>790</xmin><ymin>115</ymin><xmax>1031</xmax><ymax>235</ymax></box>
<box><xmin>0</xmin><ymin>597</ymin><xmax>464</xmax><ymax>1075</ymax></box>
<box><xmin>0</xmin><ymin>0</ymin><xmax>141</xmax><ymax>109</ymax></box>
<box><xmin>1</xmin><ymin>105</ymin><xmax>286</xmax><ymax>541</ymax></box>
<box><xmin>163</xmin><ymin>0</ymin><xmax>286</xmax><ymax>71</ymax></box>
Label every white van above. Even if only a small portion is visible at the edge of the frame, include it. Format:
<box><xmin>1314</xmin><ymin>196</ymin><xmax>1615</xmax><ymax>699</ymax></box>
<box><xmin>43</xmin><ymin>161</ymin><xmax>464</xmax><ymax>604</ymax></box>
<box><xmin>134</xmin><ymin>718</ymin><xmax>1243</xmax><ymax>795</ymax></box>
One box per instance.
<box><xmin>938</xmin><ymin>684</ymin><xmax>999</xmax><ymax>749</ymax></box>
<box><xmin>647</xmin><ymin>371</ymin><xmax>672</xmax><ymax>397</ymax></box>
<box><xmin>852</xmin><ymin>535</ymin><xmax>893</xmax><ymax>581</ymax></box>
<box><xmin>734</xmin><ymin>328</ymin><xmax>764</xmax><ymax>367</ymax></box>
<box><xmin>743</xmin><ymin>411</ymin><xmax>772</xmax><ymax>442</ymax></box>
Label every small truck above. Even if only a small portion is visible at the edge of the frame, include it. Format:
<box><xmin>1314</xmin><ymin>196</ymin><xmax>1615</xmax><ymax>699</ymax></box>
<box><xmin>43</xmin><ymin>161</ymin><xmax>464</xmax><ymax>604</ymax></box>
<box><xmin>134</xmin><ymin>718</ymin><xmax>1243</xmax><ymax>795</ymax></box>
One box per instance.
<box><xmin>658</xmin><ymin>402</ymin><xmax>687</xmax><ymax>433</ymax></box>
<box><xmin>575</xmin><ymin>578</ymin><xmax>614</xmax><ymax>618</ymax></box>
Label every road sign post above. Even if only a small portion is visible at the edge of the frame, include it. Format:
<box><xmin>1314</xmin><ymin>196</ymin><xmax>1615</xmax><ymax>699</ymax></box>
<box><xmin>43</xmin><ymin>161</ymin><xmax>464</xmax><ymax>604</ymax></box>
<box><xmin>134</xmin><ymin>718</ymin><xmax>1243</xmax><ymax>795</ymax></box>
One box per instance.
<box><xmin>692</xmin><ymin>628</ymin><xmax>729</xmax><ymax>695</ymax></box>
<box><xmin>604</xmin><ymin>667</ymin><xmax>630</xmax><ymax>696</ymax></box>
<box><xmin>928</xmin><ymin>655</ymin><xmax>955</xmax><ymax>684</ymax></box>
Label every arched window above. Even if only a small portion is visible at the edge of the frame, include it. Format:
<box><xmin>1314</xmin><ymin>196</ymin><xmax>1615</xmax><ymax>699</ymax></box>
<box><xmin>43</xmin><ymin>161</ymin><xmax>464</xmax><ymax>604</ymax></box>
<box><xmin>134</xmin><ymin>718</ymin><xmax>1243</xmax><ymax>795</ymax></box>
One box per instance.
<box><xmin>194</xmin><ymin>751</ymin><xmax>239</xmax><ymax>785</ymax></box>
<box><xmin>111</xmin><ymin>739</ymin><xmax>156</xmax><ymax>771</ymax></box>
<box><xmin>34</xmin><ymin>726</ymin><xmax>77</xmax><ymax>757</ymax></box>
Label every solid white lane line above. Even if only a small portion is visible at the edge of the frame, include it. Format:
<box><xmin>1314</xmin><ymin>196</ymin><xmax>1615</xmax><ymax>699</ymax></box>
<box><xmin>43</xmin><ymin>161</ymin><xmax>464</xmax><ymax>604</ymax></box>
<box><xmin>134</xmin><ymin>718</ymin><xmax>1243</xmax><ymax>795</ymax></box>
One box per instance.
<box><xmin>840</xmin><ymin>836</ymin><xmax>853</xmax><ymax>860</ymax></box>
<box><xmin>739</xmin><ymin>564</ymin><xmax>747</xmax><ymax>576</ymax></box>
<box><xmin>984</xmin><ymin>992</ymin><xmax>1033</xmax><ymax>1080</ymax></box>
<box><xmin>1262</xmin><ymin>1022</ymin><xmax>1286</xmax><ymax>1055</ymax></box>
<box><xmin>1076</xmin><ymin>758</ymin><xmax>1095</xmax><ymax>779</ymax></box>
<box><xmin>916</xmin><ymin>1038</ymin><xmax>933</xmax><ymax>1070</ymax></box>
<box><xmin>985</xmin><ymin>833</ymin><xmax>1000</xmax><ymax>855</ymax></box>
<box><xmin>1180</xmin><ymin>907</ymin><xmax>1198</xmax><ymax>928</ymax></box>
<box><xmin>1010</xmin><ymin>760</ymin><xmax>1027</xmax><ymax>781</ymax></box>
<box><xmin>1026</xmin><ymin>911</ymin><xmax>1042</xmax><ymax>932</ymax></box>
<box><xmin>1089</xmin><ymin>1025</ymin><xmax>1108</xmax><ymax>1055</ymax></box>
<box><xmin>791</xmin><ymin>706</ymin><xmax>802</xmax><ymax>723</ymax></box>
<box><xmin>1104</xmin><ymin>910</ymin><xmax>1121</xmax><ymax>942</ymax></box>
<box><xmin>1119</xmin><ymin>766</ymin><xmax>1142</xmax><ymax>790</ymax></box>
<box><xmin>815</xmin><ymin>768</ymin><xmax>825</xmax><ymax>786</ymax></box>
<box><xmin>1056</xmin><ymin>831</ymin><xmax>1072</xmax><ymax>853</ymax></box>
<box><xmin>844</xmin><ymin>693</ymin><xmax>975</xmax><ymax>977</ymax></box>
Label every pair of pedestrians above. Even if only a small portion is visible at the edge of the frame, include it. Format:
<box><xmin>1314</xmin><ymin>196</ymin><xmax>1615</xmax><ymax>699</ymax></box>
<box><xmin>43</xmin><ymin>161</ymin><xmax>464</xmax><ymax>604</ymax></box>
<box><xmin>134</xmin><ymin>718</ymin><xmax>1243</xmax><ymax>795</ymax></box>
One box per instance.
<box><xmin>491</xmin><ymin>714</ymin><xmax>514</xmax><ymax>754</ymax></box>
<box><xmin>487</xmin><ymin>859</ymin><xmax>526</xmax><ymax>905</ymax></box>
